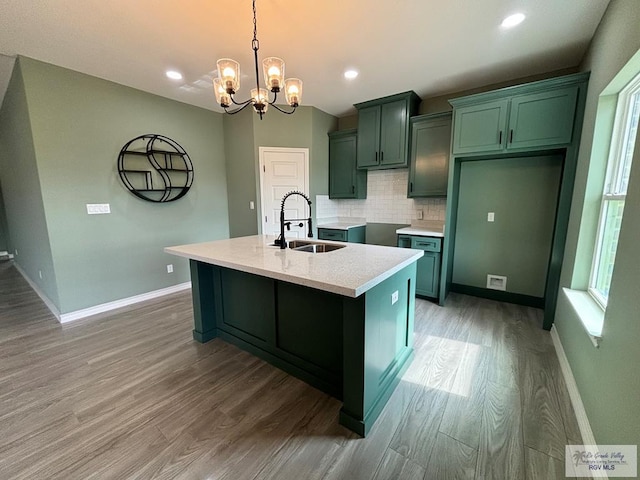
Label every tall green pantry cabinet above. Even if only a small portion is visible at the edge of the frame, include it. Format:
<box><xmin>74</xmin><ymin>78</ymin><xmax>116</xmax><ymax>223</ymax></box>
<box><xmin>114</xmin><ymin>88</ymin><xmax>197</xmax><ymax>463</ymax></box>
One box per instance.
<box><xmin>443</xmin><ymin>72</ymin><xmax>590</xmax><ymax>331</ymax></box>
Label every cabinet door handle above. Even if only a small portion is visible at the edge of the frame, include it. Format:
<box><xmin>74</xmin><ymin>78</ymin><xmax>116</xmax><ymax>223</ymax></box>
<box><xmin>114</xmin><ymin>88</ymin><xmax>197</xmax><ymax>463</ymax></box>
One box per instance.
<box><xmin>352</xmin><ymin>185</ymin><xmax>355</xmax><ymax>194</ymax></box>
<box><xmin>380</xmin><ymin>151</ymin><xmax>384</xmax><ymax>162</ymax></box>
<box><xmin>375</xmin><ymin>151</ymin><xmax>378</xmax><ymax>163</ymax></box>
<box><xmin>499</xmin><ymin>130</ymin><xmax>502</xmax><ymax>144</ymax></box>
<box><xmin>410</xmin><ymin>182</ymin><xmax>413</xmax><ymax>192</ymax></box>
<box><xmin>509</xmin><ymin>129</ymin><xmax>513</xmax><ymax>143</ymax></box>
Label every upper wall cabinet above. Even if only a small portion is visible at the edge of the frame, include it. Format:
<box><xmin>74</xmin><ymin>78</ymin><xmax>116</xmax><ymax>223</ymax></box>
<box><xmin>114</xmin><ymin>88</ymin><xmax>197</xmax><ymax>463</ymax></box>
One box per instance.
<box><xmin>328</xmin><ymin>129</ymin><xmax>366</xmax><ymax>199</ymax></box>
<box><xmin>408</xmin><ymin>112</ymin><xmax>452</xmax><ymax>197</ymax></box>
<box><xmin>450</xmin><ymin>75</ymin><xmax>585</xmax><ymax>156</ymax></box>
<box><xmin>355</xmin><ymin>91</ymin><xmax>420</xmax><ymax>170</ymax></box>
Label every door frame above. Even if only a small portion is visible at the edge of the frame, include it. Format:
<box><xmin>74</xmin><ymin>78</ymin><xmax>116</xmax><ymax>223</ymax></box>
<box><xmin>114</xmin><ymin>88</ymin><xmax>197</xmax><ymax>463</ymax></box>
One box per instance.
<box><xmin>258</xmin><ymin>146</ymin><xmax>310</xmax><ymax>235</ymax></box>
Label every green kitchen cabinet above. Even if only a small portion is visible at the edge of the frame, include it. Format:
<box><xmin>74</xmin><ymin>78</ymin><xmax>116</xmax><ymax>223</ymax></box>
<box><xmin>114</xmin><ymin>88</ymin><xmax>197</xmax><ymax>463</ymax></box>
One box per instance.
<box><xmin>355</xmin><ymin>91</ymin><xmax>420</xmax><ymax>170</ymax></box>
<box><xmin>451</xmin><ymin>99</ymin><xmax>509</xmax><ymax>155</ymax></box>
<box><xmin>318</xmin><ymin>225</ymin><xmax>366</xmax><ymax>243</ymax></box>
<box><xmin>398</xmin><ymin>234</ymin><xmax>442</xmax><ymax>299</ymax></box>
<box><xmin>508</xmin><ymin>87</ymin><xmax>578</xmax><ymax>150</ymax></box>
<box><xmin>328</xmin><ymin>130</ymin><xmax>367</xmax><ymax>199</ymax></box>
<box><xmin>408</xmin><ymin>112</ymin><xmax>452</xmax><ymax>197</ymax></box>
<box><xmin>450</xmin><ymin>80</ymin><xmax>579</xmax><ymax>156</ymax></box>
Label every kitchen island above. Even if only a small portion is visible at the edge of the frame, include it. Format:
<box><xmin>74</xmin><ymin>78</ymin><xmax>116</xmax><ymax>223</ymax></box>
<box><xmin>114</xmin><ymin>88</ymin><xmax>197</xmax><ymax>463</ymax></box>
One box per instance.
<box><xmin>165</xmin><ymin>235</ymin><xmax>422</xmax><ymax>436</ymax></box>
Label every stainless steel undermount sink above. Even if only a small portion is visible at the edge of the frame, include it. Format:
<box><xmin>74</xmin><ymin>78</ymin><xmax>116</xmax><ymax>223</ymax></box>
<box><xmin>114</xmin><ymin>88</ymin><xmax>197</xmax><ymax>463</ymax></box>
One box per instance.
<box><xmin>287</xmin><ymin>240</ymin><xmax>345</xmax><ymax>253</ymax></box>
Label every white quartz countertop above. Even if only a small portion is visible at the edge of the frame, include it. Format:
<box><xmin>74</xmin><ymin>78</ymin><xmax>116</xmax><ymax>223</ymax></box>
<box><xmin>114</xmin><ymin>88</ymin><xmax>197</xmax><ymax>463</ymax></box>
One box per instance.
<box><xmin>165</xmin><ymin>235</ymin><xmax>422</xmax><ymax>298</ymax></box>
<box><xmin>396</xmin><ymin>226</ymin><xmax>445</xmax><ymax>238</ymax></box>
<box><xmin>317</xmin><ymin>221</ymin><xmax>367</xmax><ymax>230</ymax></box>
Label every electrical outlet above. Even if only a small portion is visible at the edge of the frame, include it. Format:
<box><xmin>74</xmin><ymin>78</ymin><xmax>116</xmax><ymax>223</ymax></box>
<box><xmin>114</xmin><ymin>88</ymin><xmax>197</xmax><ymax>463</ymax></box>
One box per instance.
<box><xmin>15</xmin><ymin>249</ymin><xmax>18</xmax><ymax>256</ymax></box>
<box><xmin>249</xmin><ymin>201</ymin><xmax>255</xmax><ymax>210</ymax></box>
<box><xmin>487</xmin><ymin>212</ymin><xmax>495</xmax><ymax>222</ymax></box>
<box><xmin>167</xmin><ymin>264</ymin><xmax>174</xmax><ymax>274</ymax></box>
<box><xmin>416</xmin><ymin>209</ymin><xmax>423</xmax><ymax>220</ymax></box>
<box><xmin>391</xmin><ymin>290</ymin><xmax>399</xmax><ymax>305</ymax></box>
<box><xmin>38</xmin><ymin>270</ymin><xmax>42</xmax><ymax>279</ymax></box>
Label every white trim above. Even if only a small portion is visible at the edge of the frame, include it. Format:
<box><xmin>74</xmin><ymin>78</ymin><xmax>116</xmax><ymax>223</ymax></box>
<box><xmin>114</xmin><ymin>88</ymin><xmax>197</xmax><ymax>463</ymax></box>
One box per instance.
<box><xmin>13</xmin><ymin>262</ymin><xmax>61</xmax><ymax>320</ymax></box>
<box><xmin>563</xmin><ymin>288</ymin><xmax>603</xmax><ymax>347</ymax></box>
<box><xmin>550</xmin><ymin>325</ymin><xmax>598</xmax><ymax>448</ymax></box>
<box><xmin>59</xmin><ymin>282</ymin><xmax>191</xmax><ymax>323</ymax></box>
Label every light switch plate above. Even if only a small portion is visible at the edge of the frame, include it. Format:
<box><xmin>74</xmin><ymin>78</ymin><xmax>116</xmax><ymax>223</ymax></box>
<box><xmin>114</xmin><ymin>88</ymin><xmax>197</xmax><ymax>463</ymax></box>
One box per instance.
<box><xmin>391</xmin><ymin>290</ymin><xmax>399</xmax><ymax>305</ymax></box>
<box><xmin>487</xmin><ymin>212</ymin><xmax>495</xmax><ymax>222</ymax></box>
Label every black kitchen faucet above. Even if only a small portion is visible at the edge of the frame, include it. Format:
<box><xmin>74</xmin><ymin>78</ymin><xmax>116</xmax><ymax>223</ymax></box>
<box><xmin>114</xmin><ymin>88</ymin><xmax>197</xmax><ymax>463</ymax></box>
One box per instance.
<box><xmin>274</xmin><ymin>190</ymin><xmax>313</xmax><ymax>249</ymax></box>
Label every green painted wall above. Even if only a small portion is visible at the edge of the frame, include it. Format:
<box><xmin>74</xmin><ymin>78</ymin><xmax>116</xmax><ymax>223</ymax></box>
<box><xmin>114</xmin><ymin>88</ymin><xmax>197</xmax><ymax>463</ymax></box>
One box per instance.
<box><xmin>453</xmin><ymin>155</ymin><xmax>562</xmax><ymax>297</ymax></box>
<box><xmin>0</xmin><ymin>59</ymin><xmax>60</xmax><ymax>307</ymax></box>
<box><xmin>554</xmin><ymin>0</ymin><xmax>640</xmax><ymax>446</ymax></box>
<box><xmin>11</xmin><ymin>57</ymin><xmax>229</xmax><ymax>314</ymax></box>
<box><xmin>223</xmin><ymin>108</ymin><xmax>257</xmax><ymax>238</ymax></box>
<box><xmin>224</xmin><ymin>105</ymin><xmax>337</xmax><ymax>237</ymax></box>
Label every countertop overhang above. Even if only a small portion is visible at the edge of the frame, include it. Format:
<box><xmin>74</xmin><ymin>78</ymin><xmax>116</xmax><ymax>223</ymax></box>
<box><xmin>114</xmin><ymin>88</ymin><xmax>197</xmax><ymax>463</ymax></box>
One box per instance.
<box><xmin>165</xmin><ymin>235</ymin><xmax>423</xmax><ymax>298</ymax></box>
<box><xmin>395</xmin><ymin>226</ymin><xmax>444</xmax><ymax>237</ymax></box>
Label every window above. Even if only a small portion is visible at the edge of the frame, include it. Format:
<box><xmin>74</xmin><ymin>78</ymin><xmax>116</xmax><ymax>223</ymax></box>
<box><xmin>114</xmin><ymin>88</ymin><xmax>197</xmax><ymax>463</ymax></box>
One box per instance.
<box><xmin>589</xmin><ymin>73</ymin><xmax>640</xmax><ymax>308</ymax></box>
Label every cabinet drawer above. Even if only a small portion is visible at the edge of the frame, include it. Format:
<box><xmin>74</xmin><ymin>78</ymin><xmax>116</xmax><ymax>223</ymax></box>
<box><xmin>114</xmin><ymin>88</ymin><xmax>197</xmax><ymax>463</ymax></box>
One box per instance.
<box><xmin>410</xmin><ymin>236</ymin><xmax>441</xmax><ymax>252</ymax></box>
<box><xmin>318</xmin><ymin>229</ymin><xmax>347</xmax><ymax>242</ymax></box>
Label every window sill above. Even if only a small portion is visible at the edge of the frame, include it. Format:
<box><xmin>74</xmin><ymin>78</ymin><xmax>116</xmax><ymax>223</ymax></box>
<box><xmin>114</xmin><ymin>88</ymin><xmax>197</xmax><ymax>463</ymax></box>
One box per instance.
<box><xmin>562</xmin><ymin>288</ymin><xmax>604</xmax><ymax>347</ymax></box>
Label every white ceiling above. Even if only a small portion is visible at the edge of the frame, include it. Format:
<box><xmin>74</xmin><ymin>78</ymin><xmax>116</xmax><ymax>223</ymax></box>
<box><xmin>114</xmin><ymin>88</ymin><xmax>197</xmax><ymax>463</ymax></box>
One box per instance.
<box><xmin>0</xmin><ymin>0</ymin><xmax>609</xmax><ymax>117</ymax></box>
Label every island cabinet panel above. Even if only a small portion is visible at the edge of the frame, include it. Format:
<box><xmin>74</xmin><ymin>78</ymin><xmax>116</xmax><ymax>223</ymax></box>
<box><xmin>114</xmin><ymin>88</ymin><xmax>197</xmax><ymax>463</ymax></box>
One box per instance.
<box><xmin>275</xmin><ymin>282</ymin><xmax>343</xmax><ymax>375</ymax></box>
<box><xmin>188</xmin><ymin>257</ymin><xmax>418</xmax><ymax>437</ymax></box>
<box><xmin>219</xmin><ymin>269</ymin><xmax>274</xmax><ymax>344</ymax></box>
<box><xmin>341</xmin><ymin>263</ymin><xmax>416</xmax><ymax>436</ymax></box>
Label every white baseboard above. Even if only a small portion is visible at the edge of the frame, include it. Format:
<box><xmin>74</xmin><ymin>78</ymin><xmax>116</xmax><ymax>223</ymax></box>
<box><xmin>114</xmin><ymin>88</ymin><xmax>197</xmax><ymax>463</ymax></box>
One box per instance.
<box><xmin>551</xmin><ymin>325</ymin><xmax>598</xmax><ymax>446</ymax></box>
<box><xmin>551</xmin><ymin>325</ymin><xmax>607</xmax><ymax>478</ymax></box>
<box><xmin>12</xmin><ymin>261</ymin><xmax>192</xmax><ymax>324</ymax></box>
<box><xmin>59</xmin><ymin>282</ymin><xmax>191</xmax><ymax>323</ymax></box>
<box><xmin>13</xmin><ymin>262</ymin><xmax>62</xmax><ymax>320</ymax></box>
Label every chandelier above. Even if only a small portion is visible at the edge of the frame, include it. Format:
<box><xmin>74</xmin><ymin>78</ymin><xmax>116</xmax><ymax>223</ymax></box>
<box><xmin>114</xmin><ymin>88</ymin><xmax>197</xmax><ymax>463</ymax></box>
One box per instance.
<box><xmin>213</xmin><ymin>0</ymin><xmax>302</xmax><ymax>120</ymax></box>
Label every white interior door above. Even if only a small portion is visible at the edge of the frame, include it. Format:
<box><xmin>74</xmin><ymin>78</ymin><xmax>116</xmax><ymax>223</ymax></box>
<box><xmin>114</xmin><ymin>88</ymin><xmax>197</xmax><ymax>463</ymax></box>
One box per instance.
<box><xmin>259</xmin><ymin>147</ymin><xmax>310</xmax><ymax>239</ymax></box>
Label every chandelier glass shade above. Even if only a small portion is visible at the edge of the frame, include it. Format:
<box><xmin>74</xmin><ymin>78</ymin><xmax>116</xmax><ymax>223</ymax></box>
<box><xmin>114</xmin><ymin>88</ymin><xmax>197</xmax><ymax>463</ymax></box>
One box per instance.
<box><xmin>213</xmin><ymin>0</ymin><xmax>302</xmax><ymax>119</ymax></box>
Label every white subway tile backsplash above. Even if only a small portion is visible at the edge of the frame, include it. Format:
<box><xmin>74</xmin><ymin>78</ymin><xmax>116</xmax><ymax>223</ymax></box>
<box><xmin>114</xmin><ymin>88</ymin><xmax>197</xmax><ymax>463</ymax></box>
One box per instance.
<box><xmin>317</xmin><ymin>169</ymin><xmax>446</xmax><ymax>224</ymax></box>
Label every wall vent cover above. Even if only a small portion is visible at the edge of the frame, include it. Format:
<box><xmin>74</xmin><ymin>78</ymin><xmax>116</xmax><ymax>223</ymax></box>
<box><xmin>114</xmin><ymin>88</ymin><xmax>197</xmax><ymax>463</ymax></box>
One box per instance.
<box><xmin>486</xmin><ymin>274</ymin><xmax>507</xmax><ymax>291</ymax></box>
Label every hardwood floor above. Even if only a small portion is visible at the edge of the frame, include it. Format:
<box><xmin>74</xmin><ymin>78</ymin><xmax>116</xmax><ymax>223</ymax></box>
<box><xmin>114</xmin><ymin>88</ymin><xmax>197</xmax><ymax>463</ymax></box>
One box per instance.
<box><xmin>0</xmin><ymin>260</ymin><xmax>585</xmax><ymax>479</ymax></box>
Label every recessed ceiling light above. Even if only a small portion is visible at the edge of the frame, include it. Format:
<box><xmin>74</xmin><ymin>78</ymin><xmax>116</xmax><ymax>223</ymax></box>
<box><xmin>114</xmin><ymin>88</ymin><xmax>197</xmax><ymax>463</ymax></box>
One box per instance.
<box><xmin>344</xmin><ymin>70</ymin><xmax>359</xmax><ymax>80</ymax></box>
<box><xmin>501</xmin><ymin>13</ymin><xmax>525</xmax><ymax>28</ymax></box>
<box><xmin>166</xmin><ymin>70</ymin><xmax>183</xmax><ymax>80</ymax></box>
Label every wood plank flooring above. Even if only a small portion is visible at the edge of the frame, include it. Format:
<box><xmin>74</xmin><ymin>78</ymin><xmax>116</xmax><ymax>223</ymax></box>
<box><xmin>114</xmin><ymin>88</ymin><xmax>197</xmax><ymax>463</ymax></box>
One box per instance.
<box><xmin>0</xmin><ymin>259</ymin><xmax>586</xmax><ymax>479</ymax></box>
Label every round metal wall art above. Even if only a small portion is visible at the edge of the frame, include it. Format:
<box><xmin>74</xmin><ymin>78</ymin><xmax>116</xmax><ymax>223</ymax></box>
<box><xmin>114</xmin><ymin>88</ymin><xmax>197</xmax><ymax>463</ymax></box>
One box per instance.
<box><xmin>117</xmin><ymin>134</ymin><xmax>194</xmax><ymax>203</ymax></box>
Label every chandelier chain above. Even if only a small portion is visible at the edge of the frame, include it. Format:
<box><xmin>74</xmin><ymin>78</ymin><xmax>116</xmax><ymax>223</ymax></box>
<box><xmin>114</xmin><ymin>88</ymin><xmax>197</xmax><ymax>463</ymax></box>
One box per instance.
<box><xmin>252</xmin><ymin>0</ymin><xmax>259</xmax><ymax>51</ymax></box>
